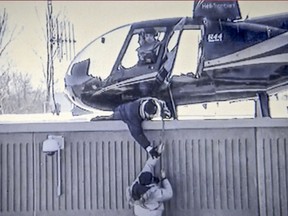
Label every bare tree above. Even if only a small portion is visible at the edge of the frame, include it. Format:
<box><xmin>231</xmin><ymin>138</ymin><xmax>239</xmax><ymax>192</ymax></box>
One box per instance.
<box><xmin>0</xmin><ymin>9</ymin><xmax>16</xmax><ymax>57</ymax></box>
<box><xmin>0</xmin><ymin>8</ymin><xmax>17</xmax><ymax>114</ymax></box>
<box><xmin>0</xmin><ymin>9</ymin><xmax>45</xmax><ymax>114</ymax></box>
<box><xmin>0</xmin><ymin>68</ymin><xmax>10</xmax><ymax>114</ymax></box>
<box><xmin>0</xmin><ymin>70</ymin><xmax>45</xmax><ymax>114</ymax></box>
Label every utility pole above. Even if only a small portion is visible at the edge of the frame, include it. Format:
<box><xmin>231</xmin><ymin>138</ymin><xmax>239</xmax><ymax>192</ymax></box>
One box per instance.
<box><xmin>45</xmin><ymin>0</ymin><xmax>76</xmax><ymax>114</ymax></box>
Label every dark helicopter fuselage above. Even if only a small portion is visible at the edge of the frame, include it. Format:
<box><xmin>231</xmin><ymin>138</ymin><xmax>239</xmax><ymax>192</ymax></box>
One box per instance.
<box><xmin>64</xmin><ymin>12</ymin><xmax>288</xmax><ymax>115</ymax></box>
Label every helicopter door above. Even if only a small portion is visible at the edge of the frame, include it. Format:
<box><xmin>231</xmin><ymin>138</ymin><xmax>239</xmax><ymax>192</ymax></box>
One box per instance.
<box><xmin>172</xmin><ymin>29</ymin><xmax>202</xmax><ymax>77</ymax></box>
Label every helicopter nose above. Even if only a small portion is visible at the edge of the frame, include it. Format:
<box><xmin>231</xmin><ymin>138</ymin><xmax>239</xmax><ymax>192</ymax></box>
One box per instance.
<box><xmin>64</xmin><ymin>58</ymin><xmax>92</xmax><ymax>104</ymax></box>
<box><xmin>64</xmin><ymin>77</ymin><xmax>91</xmax><ymax>112</ymax></box>
<box><xmin>64</xmin><ymin>80</ymin><xmax>76</xmax><ymax>103</ymax></box>
<box><xmin>65</xmin><ymin>59</ymin><xmax>91</xmax><ymax>86</ymax></box>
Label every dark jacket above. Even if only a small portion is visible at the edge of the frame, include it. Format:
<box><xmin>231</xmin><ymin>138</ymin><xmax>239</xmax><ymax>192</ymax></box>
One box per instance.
<box><xmin>113</xmin><ymin>99</ymin><xmax>150</xmax><ymax>149</ymax></box>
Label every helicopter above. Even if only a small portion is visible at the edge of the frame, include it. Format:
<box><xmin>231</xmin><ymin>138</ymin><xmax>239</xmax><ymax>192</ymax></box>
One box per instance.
<box><xmin>64</xmin><ymin>0</ymin><xmax>288</xmax><ymax>118</ymax></box>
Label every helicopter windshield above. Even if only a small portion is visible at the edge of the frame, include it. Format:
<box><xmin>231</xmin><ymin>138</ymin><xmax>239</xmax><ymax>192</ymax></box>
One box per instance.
<box><xmin>67</xmin><ymin>24</ymin><xmax>131</xmax><ymax>81</ymax></box>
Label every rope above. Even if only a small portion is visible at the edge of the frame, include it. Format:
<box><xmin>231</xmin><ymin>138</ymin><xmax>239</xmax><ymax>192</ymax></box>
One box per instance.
<box><xmin>160</xmin><ymin>115</ymin><xmax>166</xmax><ymax>172</ymax></box>
<box><xmin>168</xmin><ymin>85</ymin><xmax>177</xmax><ymax>119</ymax></box>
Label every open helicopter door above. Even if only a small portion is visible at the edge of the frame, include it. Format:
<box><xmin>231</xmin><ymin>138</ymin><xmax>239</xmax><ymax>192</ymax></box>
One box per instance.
<box><xmin>165</xmin><ymin>23</ymin><xmax>203</xmax><ymax>120</ymax></box>
<box><xmin>171</xmin><ymin>27</ymin><xmax>203</xmax><ymax>78</ymax></box>
<box><xmin>156</xmin><ymin>17</ymin><xmax>190</xmax><ymax>86</ymax></box>
<box><xmin>160</xmin><ymin>16</ymin><xmax>203</xmax><ymax>81</ymax></box>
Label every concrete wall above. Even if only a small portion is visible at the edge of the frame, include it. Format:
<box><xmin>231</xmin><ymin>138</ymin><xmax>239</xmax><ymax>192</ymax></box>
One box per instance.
<box><xmin>0</xmin><ymin>119</ymin><xmax>288</xmax><ymax>216</ymax></box>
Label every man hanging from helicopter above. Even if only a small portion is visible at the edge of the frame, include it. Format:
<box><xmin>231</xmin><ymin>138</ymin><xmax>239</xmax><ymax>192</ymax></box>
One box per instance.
<box><xmin>91</xmin><ymin>97</ymin><xmax>171</xmax><ymax>158</ymax></box>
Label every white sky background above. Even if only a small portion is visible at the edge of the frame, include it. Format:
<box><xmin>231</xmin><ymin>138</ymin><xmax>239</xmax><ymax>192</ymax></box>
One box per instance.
<box><xmin>1</xmin><ymin>1</ymin><xmax>288</xmax><ymax>92</ymax></box>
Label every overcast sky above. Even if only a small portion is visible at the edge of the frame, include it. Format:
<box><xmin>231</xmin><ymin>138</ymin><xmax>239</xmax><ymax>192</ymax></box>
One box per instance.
<box><xmin>1</xmin><ymin>1</ymin><xmax>288</xmax><ymax>92</ymax></box>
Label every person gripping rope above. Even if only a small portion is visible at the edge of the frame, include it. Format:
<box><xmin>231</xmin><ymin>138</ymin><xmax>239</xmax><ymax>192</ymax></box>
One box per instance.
<box><xmin>126</xmin><ymin>145</ymin><xmax>173</xmax><ymax>216</ymax></box>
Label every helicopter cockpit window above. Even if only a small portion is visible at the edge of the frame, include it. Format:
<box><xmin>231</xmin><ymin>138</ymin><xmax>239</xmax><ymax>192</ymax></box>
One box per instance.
<box><xmin>121</xmin><ymin>29</ymin><xmax>165</xmax><ymax>68</ymax></box>
<box><xmin>68</xmin><ymin>25</ymin><xmax>130</xmax><ymax>81</ymax></box>
<box><xmin>121</xmin><ymin>34</ymin><xmax>139</xmax><ymax>68</ymax></box>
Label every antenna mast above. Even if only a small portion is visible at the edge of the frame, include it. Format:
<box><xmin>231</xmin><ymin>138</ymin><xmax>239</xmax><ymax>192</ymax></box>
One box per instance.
<box><xmin>45</xmin><ymin>0</ymin><xmax>76</xmax><ymax>114</ymax></box>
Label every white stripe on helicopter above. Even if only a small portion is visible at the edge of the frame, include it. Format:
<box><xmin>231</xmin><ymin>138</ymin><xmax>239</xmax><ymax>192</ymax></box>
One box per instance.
<box><xmin>92</xmin><ymin>72</ymin><xmax>158</xmax><ymax>96</ymax></box>
<box><xmin>204</xmin><ymin>32</ymin><xmax>288</xmax><ymax>68</ymax></box>
<box><xmin>203</xmin><ymin>53</ymin><xmax>288</xmax><ymax>71</ymax></box>
<box><xmin>216</xmin><ymin>80</ymin><xmax>288</xmax><ymax>94</ymax></box>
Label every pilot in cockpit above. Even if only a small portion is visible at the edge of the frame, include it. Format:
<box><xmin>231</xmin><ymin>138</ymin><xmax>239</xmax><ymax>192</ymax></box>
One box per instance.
<box><xmin>137</xmin><ymin>28</ymin><xmax>160</xmax><ymax>65</ymax></box>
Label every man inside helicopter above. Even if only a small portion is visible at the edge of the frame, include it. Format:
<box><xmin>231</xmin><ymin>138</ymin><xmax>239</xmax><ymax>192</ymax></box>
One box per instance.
<box><xmin>137</xmin><ymin>28</ymin><xmax>160</xmax><ymax>65</ymax></box>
